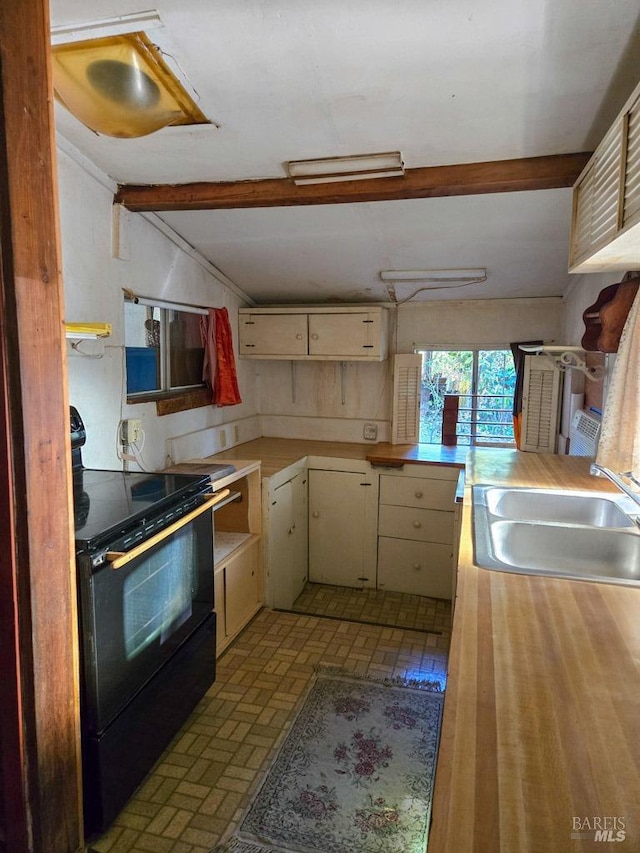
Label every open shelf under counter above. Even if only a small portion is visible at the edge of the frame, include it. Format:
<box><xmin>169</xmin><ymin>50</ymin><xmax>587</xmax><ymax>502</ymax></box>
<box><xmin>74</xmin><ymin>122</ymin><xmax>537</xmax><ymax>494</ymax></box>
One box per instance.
<box><xmin>163</xmin><ymin>457</ymin><xmax>264</xmax><ymax>655</ymax></box>
<box><xmin>214</xmin><ymin>531</ymin><xmax>260</xmax><ymax>567</ymax></box>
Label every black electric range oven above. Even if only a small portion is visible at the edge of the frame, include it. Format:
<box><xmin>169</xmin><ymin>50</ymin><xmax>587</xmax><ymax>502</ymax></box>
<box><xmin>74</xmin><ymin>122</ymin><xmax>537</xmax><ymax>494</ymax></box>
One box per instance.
<box><xmin>71</xmin><ymin>411</ymin><xmax>236</xmax><ymax>836</ymax></box>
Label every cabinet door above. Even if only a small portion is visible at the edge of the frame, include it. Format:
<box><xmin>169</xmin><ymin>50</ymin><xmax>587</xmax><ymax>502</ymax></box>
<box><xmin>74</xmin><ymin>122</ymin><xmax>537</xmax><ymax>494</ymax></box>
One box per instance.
<box><xmin>239</xmin><ymin>313</ymin><xmax>308</xmax><ymax>356</ymax></box>
<box><xmin>269</xmin><ymin>478</ymin><xmax>293</xmax><ymax>610</ymax></box>
<box><xmin>269</xmin><ymin>473</ymin><xmax>308</xmax><ymax>610</ymax></box>
<box><xmin>308</xmin><ymin>470</ymin><xmax>375</xmax><ymax>588</ymax></box>
<box><xmin>290</xmin><ymin>471</ymin><xmax>309</xmax><ymax>602</ymax></box>
<box><xmin>308</xmin><ymin>313</ymin><xmax>381</xmax><ymax>358</ymax></box>
<box><xmin>224</xmin><ymin>541</ymin><xmax>260</xmax><ymax>638</ymax></box>
<box><xmin>214</xmin><ymin>569</ymin><xmax>226</xmax><ymax>648</ymax></box>
<box><xmin>377</xmin><ymin>536</ymin><xmax>452</xmax><ymax>598</ymax></box>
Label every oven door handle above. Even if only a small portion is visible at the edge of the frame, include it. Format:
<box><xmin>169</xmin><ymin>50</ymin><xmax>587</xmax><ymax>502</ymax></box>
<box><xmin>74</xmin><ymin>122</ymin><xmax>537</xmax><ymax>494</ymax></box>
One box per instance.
<box><xmin>106</xmin><ymin>489</ymin><xmax>231</xmax><ymax>570</ymax></box>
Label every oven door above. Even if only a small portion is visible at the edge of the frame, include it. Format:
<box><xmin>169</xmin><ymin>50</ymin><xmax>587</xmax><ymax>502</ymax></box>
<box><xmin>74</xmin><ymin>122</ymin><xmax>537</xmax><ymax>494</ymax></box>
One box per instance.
<box><xmin>78</xmin><ymin>492</ymin><xmax>225</xmax><ymax>734</ymax></box>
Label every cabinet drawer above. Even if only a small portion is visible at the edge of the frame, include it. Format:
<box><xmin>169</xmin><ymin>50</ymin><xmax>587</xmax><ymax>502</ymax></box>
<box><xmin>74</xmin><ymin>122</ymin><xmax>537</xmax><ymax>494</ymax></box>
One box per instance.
<box><xmin>378</xmin><ymin>504</ymin><xmax>454</xmax><ymax>544</ymax></box>
<box><xmin>377</xmin><ymin>537</ymin><xmax>452</xmax><ymax>598</ymax></box>
<box><xmin>380</xmin><ymin>474</ymin><xmax>457</xmax><ymax>510</ymax></box>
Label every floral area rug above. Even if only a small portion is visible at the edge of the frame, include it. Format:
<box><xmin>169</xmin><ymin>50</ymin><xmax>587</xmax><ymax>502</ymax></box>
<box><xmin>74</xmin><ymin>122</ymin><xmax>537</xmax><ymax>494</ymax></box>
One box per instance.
<box><xmin>212</xmin><ymin>672</ymin><xmax>444</xmax><ymax>853</ymax></box>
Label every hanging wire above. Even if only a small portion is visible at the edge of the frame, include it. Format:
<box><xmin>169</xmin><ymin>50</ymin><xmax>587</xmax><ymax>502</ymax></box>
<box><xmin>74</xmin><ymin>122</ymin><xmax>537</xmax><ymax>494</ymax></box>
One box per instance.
<box><xmin>69</xmin><ymin>340</ymin><xmax>104</xmax><ymax>359</ymax></box>
<box><xmin>386</xmin><ymin>276</ymin><xmax>488</xmax><ymax>305</ymax></box>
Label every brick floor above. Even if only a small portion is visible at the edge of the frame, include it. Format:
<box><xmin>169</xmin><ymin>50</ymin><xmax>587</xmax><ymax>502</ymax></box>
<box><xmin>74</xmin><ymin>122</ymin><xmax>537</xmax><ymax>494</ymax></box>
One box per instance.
<box><xmin>89</xmin><ymin>604</ymin><xmax>449</xmax><ymax>853</ymax></box>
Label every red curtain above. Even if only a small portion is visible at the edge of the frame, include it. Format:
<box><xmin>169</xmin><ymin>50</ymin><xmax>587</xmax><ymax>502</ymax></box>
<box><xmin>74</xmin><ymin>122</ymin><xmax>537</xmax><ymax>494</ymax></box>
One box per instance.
<box><xmin>200</xmin><ymin>308</ymin><xmax>242</xmax><ymax>406</ymax></box>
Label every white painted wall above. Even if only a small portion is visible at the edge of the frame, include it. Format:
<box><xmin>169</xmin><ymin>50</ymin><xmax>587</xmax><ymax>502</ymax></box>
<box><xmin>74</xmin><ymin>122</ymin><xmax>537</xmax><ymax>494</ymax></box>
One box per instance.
<box><xmin>562</xmin><ymin>272</ymin><xmax>622</xmax><ymax>345</ymax></box>
<box><xmin>257</xmin><ymin>360</ymin><xmax>392</xmax><ymax>443</ymax></box>
<box><xmin>396</xmin><ymin>297</ymin><xmax>563</xmax><ymax>351</ymax></box>
<box><xmin>58</xmin><ymin>144</ymin><xmax>258</xmax><ymax>471</ymax></box>
<box><xmin>256</xmin><ymin>297</ymin><xmax>564</xmax><ymax>442</ymax></box>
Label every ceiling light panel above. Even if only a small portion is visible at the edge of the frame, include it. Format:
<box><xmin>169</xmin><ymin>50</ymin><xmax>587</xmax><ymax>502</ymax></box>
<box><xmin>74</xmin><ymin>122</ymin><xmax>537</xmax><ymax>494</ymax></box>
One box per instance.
<box><xmin>51</xmin><ymin>30</ymin><xmax>210</xmax><ymax>138</ymax></box>
<box><xmin>380</xmin><ymin>268</ymin><xmax>487</xmax><ymax>282</ymax></box>
<box><xmin>287</xmin><ymin>151</ymin><xmax>404</xmax><ymax>185</ymax></box>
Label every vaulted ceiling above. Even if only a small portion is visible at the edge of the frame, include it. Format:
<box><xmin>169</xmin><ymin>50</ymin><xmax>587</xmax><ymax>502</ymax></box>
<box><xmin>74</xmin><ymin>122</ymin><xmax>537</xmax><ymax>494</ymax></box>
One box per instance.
<box><xmin>50</xmin><ymin>0</ymin><xmax>640</xmax><ymax>304</ymax></box>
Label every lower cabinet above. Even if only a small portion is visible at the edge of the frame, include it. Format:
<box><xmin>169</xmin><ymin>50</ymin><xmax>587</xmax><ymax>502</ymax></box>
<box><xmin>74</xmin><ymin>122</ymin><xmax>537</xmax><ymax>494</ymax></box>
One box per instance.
<box><xmin>215</xmin><ymin>539</ymin><xmax>261</xmax><ymax>654</ymax></box>
<box><xmin>259</xmin><ymin>455</ymin><xmax>462</xmax><ymax>607</ymax></box>
<box><xmin>308</xmin><ymin>467</ymin><xmax>378</xmax><ymax>588</ymax></box>
<box><xmin>376</xmin><ymin>465</ymin><xmax>459</xmax><ymax>599</ymax></box>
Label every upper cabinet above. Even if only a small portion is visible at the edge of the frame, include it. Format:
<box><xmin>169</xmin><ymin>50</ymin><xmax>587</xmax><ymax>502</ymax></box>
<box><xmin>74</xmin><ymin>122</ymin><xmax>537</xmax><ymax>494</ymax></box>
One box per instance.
<box><xmin>238</xmin><ymin>312</ymin><xmax>308</xmax><ymax>357</ymax></box>
<box><xmin>569</xmin><ymin>79</ymin><xmax>640</xmax><ymax>273</ymax></box>
<box><xmin>239</xmin><ymin>306</ymin><xmax>389</xmax><ymax>360</ymax></box>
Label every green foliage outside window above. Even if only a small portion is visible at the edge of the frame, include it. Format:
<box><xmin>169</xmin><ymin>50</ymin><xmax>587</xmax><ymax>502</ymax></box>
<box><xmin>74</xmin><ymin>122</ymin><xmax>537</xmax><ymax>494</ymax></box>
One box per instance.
<box><xmin>418</xmin><ymin>349</ymin><xmax>516</xmax><ymax>446</ymax></box>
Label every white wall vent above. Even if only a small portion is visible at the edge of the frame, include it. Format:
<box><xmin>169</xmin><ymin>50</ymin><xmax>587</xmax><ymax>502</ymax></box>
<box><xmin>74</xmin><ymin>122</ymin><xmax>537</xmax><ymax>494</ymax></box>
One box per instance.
<box><xmin>569</xmin><ymin>410</ymin><xmax>601</xmax><ymax>456</ymax></box>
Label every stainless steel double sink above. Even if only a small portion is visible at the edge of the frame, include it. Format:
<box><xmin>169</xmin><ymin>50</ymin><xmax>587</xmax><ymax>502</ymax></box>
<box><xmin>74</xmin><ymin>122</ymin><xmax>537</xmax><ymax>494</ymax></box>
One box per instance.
<box><xmin>472</xmin><ymin>485</ymin><xmax>640</xmax><ymax>586</ymax></box>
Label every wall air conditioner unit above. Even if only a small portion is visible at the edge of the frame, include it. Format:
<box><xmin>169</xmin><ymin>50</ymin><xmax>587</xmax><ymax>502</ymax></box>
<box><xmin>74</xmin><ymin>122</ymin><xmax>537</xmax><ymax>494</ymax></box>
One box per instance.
<box><xmin>568</xmin><ymin>409</ymin><xmax>601</xmax><ymax>456</ymax></box>
<box><xmin>520</xmin><ymin>355</ymin><xmax>563</xmax><ymax>453</ymax></box>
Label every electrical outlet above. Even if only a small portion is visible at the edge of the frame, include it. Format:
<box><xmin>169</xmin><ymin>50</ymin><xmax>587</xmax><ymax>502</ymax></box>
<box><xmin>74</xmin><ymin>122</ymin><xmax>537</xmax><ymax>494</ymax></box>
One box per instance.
<box><xmin>363</xmin><ymin>422</ymin><xmax>378</xmax><ymax>441</ymax></box>
<box><xmin>120</xmin><ymin>418</ymin><xmax>142</xmax><ymax>445</ymax></box>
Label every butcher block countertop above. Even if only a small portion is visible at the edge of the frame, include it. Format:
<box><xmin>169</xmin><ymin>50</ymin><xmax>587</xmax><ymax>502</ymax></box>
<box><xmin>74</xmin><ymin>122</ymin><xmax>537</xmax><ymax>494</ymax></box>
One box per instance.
<box><xmin>213</xmin><ymin>436</ymin><xmax>467</xmax><ymax>477</ymax></box>
<box><xmin>429</xmin><ymin>450</ymin><xmax>640</xmax><ymax>852</ymax></box>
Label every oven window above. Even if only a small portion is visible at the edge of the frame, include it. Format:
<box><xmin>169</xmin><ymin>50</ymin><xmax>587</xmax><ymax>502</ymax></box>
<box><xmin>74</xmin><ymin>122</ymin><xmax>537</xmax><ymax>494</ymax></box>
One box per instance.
<box><xmin>123</xmin><ymin>525</ymin><xmax>194</xmax><ymax>660</ymax></box>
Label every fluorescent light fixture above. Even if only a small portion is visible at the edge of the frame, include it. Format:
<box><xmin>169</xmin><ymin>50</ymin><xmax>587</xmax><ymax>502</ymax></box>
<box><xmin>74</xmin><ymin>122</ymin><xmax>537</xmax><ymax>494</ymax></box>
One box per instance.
<box><xmin>380</xmin><ymin>268</ymin><xmax>487</xmax><ymax>282</ymax></box>
<box><xmin>287</xmin><ymin>151</ymin><xmax>404</xmax><ymax>185</ymax></box>
<box><xmin>51</xmin><ymin>11</ymin><xmax>163</xmax><ymax>45</ymax></box>
<box><xmin>51</xmin><ymin>31</ymin><xmax>209</xmax><ymax>138</ymax></box>
<box><xmin>66</xmin><ymin>322</ymin><xmax>112</xmax><ymax>339</ymax></box>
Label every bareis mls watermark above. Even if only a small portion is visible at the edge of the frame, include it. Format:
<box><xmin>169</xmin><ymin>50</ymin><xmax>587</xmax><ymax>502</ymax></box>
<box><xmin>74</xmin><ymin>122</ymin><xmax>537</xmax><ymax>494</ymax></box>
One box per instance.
<box><xmin>571</xmin><ymin>817</ymin><xmax>626</xmax><ymax>843</ymax></box>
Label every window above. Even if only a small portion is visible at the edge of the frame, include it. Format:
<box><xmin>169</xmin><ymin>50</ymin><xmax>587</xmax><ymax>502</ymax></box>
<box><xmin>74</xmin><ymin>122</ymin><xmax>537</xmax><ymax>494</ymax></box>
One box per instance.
<box><xmin>124</xmin><ymin>300</ymin><xmax>205</xmax><ymax>400</ymax></box>
<box><xmin>417</xmin><ymin>348</ymin><xmax>516</xmax><ymax>446</ymax></box>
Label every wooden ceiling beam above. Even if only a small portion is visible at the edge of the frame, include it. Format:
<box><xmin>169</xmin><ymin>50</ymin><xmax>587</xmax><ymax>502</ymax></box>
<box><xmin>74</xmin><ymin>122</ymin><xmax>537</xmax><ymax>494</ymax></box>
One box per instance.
<box><xmin>115</xmin><ymin>152</ymin><xmax>592</xmax><ymax>212</ymax></box>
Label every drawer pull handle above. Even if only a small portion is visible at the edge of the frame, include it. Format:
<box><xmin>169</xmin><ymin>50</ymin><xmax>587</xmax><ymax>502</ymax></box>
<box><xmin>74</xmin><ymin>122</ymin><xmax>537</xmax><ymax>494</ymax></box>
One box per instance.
<box><xmin>312</xmin><ymin>510</ymin><xmax>320</xmax><ymax>518</ymax></box>
<box><xmin>415</xmin><ymin>491</ymin><xmax>423</xmax><ymax>498</ymax></box>
<box><xmin>413</xmin><ymin>562</ymin><xmax>422</xmax><ymax>570</ymax></box>
<box><xmin>296</xmin><ymin>333</ymin><xmax>303</xmax><ymax>340</ymax></box>
<box><xmin>413</xmin><ymin>521</ymin><xmax>422</xmax><ymax>528</ymax></box>
<box><xmin>310</xmin><ymin>333</ymin><xmax>319</xmax><ymax>340</ymax></box>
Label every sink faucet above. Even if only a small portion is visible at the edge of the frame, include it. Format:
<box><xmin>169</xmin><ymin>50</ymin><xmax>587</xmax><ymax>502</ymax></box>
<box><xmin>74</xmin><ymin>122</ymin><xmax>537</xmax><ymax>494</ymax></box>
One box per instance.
<box><xmin>590</xmin><ymin>463</ymin><xmax>640</xmax><ymax>514</ymax></box>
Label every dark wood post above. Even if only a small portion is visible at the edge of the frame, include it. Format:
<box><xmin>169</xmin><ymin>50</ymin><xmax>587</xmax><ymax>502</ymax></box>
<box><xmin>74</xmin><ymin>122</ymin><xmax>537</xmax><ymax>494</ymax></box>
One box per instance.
<box><xmin>0</xmin><ymin>0</ymin><xmax>83</xmax><ymax>850</ymax></box>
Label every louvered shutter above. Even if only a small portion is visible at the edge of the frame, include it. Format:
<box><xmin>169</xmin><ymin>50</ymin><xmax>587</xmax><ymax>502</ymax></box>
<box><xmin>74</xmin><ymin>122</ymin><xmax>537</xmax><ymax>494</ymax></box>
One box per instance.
<box><xmin>623</xmin><ymin>91</ymin><xmax>640</xmax><ymax>227</ymax></box>
<box><xmin>570</xmin><ymin>119</ymin><xmax>624</xmax><ymax>268</ymax></box>
<box><xmin>520</xmin><ymin>356</ymin><xmax>562</xmax><ymax>454</ymax></box>
<box><xmin>570</xmin><ymin>163</ymin><xmax>596</xmax><ymax>266</ymax></box>
<box><xmin>391</xmin><ymin>353</ymin><xmax>422</xmax><ymax>444</ymax></box>
<box><xmin>589</xmin><ymin>119</ymin><xmax>624</xmax><ymax>248</ymax></box>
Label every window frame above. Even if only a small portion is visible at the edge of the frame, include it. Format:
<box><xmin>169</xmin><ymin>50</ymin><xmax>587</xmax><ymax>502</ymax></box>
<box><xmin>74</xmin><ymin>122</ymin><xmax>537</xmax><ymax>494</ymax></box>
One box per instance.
<box><xmin>124</xmin><ymin>296</ymin><xmax>210</xmax><ymax>414</ymax></box>
<box><xmin>415</xmin><ymin>344</ymin><xmax>516</xmax><ymax>448</ymax></box>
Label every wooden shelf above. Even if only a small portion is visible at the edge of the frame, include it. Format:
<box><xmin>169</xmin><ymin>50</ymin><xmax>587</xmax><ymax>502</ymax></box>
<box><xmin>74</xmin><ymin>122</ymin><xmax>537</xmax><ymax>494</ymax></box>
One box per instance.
<box><xmin>214</xmin><ymin>531</ymin><xmax>258</xmax><ymax>567</ymax></box>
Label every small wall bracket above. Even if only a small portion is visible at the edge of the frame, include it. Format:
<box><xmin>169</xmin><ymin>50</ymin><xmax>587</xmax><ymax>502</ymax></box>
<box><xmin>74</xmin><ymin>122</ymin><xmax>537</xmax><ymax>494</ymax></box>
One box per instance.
<box><xmin>519</xmin><ymin>345</ymin><xmax>604</xmax><ymax>382</ymax></box>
